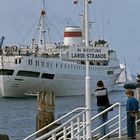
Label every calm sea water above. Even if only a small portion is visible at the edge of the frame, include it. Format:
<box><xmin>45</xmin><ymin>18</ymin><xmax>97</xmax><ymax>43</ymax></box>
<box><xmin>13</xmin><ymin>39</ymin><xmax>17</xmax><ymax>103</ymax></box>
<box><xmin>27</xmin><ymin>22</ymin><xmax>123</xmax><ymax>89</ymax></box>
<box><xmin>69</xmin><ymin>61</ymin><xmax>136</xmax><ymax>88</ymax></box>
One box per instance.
<box><xmin>0</xmin><ymin>88</ymin><xmax>128</xmax><ymax>140</ymax></box>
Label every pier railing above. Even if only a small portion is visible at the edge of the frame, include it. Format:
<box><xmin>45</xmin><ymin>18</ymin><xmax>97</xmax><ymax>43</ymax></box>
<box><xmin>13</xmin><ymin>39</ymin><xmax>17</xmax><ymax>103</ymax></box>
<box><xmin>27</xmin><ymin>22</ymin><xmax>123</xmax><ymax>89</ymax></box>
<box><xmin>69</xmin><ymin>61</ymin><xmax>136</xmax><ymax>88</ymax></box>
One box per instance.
<box><xmin>113</xmin><ymin>116</ymin><xmax>140</xmax><ymax>133</ymax></box>
<box><xmin>91</xmin><ymin>102</ymin><xmax>121</xmax><ymax>140</ymax></box>
<box><xmin>23</xmin><ymin>107</ymin><xmax>88</xmax><ymax>140</ymax></box>
<box><xmin>23</xmin><ymin>102</ymin><xmax>122</xmax><ymax>140</ymax></box>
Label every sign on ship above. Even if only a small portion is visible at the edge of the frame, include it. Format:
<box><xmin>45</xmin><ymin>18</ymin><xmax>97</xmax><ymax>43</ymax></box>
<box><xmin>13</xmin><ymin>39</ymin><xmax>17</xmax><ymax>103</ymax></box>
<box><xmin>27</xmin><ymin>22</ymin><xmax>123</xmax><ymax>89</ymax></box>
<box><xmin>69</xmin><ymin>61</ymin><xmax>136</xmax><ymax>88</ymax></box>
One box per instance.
<box><xmin>69</xmin><ymin>47</ymin><xmax>109</xmax><ymax>61</ymax></box>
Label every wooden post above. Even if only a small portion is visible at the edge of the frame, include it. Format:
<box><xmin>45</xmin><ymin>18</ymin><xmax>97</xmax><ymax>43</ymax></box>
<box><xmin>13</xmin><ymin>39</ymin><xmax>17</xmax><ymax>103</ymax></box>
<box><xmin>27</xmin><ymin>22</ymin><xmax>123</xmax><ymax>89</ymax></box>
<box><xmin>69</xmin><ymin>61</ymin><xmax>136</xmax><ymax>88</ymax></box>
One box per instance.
<box><xmin>0</xmin><ymin>134</ymin><xmax>9</xmax><ymax>140</ymax></box>
<box><xmin>36</xmin><ymin>91</ymin><xmax>55</xmax><ymax>137</ymax></box>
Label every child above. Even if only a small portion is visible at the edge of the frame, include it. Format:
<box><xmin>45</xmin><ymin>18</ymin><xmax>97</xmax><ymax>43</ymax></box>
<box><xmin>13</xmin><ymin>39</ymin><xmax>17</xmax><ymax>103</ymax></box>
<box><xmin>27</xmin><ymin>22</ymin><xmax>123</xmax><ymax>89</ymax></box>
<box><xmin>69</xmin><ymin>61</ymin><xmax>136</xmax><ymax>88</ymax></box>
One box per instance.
<box><xmin>126</xmin><ymin>89</ymin><xmax>139</xmax><ymax>139</ymax></box>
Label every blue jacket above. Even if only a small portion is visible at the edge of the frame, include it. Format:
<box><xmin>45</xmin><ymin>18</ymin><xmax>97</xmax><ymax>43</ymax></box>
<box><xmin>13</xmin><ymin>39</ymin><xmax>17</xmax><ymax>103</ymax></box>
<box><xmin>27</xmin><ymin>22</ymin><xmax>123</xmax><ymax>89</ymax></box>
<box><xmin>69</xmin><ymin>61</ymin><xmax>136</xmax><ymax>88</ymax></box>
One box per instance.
<box><xmin>126</xmin><ymin>97</ymin><xmax>139</xmax><ymax>112</ymax></box>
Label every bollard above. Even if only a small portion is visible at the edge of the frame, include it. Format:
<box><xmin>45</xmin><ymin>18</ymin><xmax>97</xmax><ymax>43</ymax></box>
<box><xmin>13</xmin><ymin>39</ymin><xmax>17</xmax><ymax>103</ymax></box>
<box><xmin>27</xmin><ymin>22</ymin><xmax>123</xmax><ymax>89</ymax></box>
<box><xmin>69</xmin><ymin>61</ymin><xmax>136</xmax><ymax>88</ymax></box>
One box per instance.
<box><xmin>36</xmin><ymin>91</ymin><xmax>55</xmax><ymax>137</ymax></box>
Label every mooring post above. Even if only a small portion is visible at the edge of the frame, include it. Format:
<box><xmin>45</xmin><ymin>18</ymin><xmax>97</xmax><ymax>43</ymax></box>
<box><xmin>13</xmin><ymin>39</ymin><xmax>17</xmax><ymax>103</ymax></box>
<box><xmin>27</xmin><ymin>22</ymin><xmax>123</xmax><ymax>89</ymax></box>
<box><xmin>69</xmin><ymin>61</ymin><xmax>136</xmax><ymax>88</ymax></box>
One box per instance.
<box><xmin>36</xmin><ymin>91</ymin><xmax>55</xmax><ymax>137</ymax></box>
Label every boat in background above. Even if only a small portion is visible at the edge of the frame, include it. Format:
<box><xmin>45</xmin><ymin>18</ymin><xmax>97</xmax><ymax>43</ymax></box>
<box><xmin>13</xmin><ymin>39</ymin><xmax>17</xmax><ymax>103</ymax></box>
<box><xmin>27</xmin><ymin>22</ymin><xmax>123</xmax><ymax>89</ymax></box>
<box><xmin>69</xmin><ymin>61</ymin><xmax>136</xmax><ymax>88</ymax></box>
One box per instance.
<box><xmin>117</xmin><ymin>64</ymin><xmax>132</xmax><ymax>84</ymax></box>
<box><xmin>0</xmin><ymin>0</ymin><xmax>121</xmax><ymax>97</ymax></box>
<box><xmin>113</xmin><ymin>63</ymin><xmax>133</xmax><ymax>91</ymax></box>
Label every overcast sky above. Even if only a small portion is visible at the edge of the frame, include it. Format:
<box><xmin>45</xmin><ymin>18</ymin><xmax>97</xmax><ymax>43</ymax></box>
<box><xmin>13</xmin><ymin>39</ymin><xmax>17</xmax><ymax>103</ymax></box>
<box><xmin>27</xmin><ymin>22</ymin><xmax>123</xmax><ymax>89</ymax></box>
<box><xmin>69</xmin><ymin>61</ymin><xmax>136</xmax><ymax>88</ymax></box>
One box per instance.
<box><xmin>0</xmin><ymin>0</ymin><xmax>140</xmax><ymax>74</ymax></box>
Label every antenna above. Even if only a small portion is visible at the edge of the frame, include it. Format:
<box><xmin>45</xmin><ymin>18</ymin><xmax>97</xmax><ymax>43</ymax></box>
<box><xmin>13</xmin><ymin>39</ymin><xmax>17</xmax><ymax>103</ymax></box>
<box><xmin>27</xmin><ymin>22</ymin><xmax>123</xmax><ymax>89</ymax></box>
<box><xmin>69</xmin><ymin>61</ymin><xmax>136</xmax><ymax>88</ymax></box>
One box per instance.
<box><xmin>75</xmin><ymin>0</ymin><xmax>92</xmax><ymax>45</ymax></box>
<box><xmin>39</xmin><ymin>0</ymin><xmax>47</xmax><ymax>51</ymax></box>
<box><xmin>102</xmin><ymin>10</ymin><xmax>105</xmax><ymax>40</ymax></box>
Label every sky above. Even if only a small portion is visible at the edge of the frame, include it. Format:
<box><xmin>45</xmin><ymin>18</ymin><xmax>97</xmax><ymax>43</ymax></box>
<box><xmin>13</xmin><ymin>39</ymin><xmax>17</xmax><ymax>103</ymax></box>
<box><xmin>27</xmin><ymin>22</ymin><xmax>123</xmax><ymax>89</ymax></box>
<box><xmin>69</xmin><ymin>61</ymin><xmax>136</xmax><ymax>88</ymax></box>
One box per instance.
<box><xmin>0</xmin><ymin>0</ymin><xmax>140</xmax><ymax>74</ymax></box>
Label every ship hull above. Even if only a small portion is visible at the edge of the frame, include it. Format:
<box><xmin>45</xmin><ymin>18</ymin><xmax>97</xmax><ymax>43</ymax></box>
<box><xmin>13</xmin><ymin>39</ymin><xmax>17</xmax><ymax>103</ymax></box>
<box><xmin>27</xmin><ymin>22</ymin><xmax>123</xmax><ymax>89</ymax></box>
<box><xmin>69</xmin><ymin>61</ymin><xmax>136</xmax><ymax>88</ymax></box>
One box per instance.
<box><xmin>0</xmin><ymin>56</ymin><xmax>120</xmax><ymax>97</ymax></box>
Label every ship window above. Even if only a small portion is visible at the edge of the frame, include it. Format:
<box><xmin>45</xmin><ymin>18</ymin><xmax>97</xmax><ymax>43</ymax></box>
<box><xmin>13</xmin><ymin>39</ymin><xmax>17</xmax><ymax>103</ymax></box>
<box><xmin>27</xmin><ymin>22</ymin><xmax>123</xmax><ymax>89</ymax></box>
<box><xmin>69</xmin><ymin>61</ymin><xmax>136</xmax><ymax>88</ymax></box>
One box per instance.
<box><xmin>60</xmin><ymin>64</ymin><xmax>62</xmax><ymax>68</ymax></box>
<box><xmin>35</xmin><ymin>60</ymin><xmax>39</xmax><ymax>66</ymax></box>
<box><xmin>41</xmin><ymin>61</ymin><xmax>45</xmax><ymax>67</ymax></box>
<box><xmin>41</xmin><ymin>73</ymin><xmax>55</xmax><ymax>79</ymax></box>
<box><xmin>56</xmin><ymin>63</ymin><xmax>58</xmax><ymax>68</ymax></box>
<box><xmin>28</xmin><ymin>59</ymin><xmax>32</xmax><ymax>65</ymax></box>
<box><xmin>97</xmin><ymin>62</ymin><xmax>101</xmax><ymax>65</ymax></box>
<box><xmin>15</xmin><ymin>58</ymin><xmax>22</xmax><ymax>64</ymax></box>
<box><xmin>107</xmin><ymin>71</ymin><xmax>114</xmax><ymax>75</ymax></box>
<box><xmin>17</xmin><ymin>70</ymin><xmax>40</xmax><ymax>78</ymax></box>
<box><xmin>0</xmin><ymin>69</ymin><xmax>14</xmax><ymax>75</ymax></box>
<box><xmin>15</xmin><ymin>59</ymin><xmax>18</xmax><ymax>64</ymax></box>
<box><xmin>19</xmin><ymin>58</ymin><xmax>21</xmax><ymax>64</ymax></box>
<box><xmin>46</xmin><ymin>62</ymin><xmax>49</xmax><ymax>67</ymax></box>
<box><xmin>81</xmin><ymin>61</ymin><xmax>85</xmax><ymax>65</ymax></box>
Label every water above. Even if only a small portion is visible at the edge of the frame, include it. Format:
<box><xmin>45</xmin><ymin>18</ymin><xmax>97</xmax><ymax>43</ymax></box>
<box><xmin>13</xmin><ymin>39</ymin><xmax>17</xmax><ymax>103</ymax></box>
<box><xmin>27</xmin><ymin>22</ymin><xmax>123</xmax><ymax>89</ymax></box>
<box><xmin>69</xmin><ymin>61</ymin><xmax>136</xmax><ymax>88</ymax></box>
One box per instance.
<box><xmin>0</xmin><ymin>89</ymin><xmax>127</xmax><ymax>140</ymax></box>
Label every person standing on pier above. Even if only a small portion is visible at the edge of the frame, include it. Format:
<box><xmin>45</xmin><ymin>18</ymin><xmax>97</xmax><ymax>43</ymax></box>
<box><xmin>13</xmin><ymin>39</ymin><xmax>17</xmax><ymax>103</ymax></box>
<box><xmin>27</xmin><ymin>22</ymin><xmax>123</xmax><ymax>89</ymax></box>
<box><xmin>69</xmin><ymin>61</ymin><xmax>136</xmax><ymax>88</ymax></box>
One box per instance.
<box><xmin>126</xmin><ymin>89</ymin><xmax>139</xmax><ymax>139</ymax></box>
<box><xmin>95</xmin><ymin>80</ymin><xmax>111</xmax><ymax>138</ymax></box>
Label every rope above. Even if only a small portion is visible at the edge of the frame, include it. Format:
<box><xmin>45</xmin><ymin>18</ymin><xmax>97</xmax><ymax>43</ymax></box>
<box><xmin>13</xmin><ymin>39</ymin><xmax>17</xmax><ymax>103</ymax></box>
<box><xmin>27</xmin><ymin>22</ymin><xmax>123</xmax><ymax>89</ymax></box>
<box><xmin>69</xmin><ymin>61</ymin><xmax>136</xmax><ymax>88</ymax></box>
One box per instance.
<box><xmin>18</xmin><ymin>17</ymin><xmax>39</xmax><ymax>47</ymax></box>
<box><xmin>16</xmin><ymin>0</ymin><xmax>38</xmax><ymax>45</ymax></box>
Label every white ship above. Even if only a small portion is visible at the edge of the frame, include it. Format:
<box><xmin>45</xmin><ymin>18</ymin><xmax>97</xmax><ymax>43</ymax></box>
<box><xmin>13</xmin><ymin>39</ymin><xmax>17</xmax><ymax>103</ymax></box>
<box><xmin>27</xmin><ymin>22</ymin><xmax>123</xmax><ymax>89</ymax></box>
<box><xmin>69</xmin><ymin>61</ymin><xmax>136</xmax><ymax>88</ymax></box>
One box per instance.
<box><xmin>0</xmin><ymin>0</ymin><xmax>121</xmax><ymax>97</ymax></box>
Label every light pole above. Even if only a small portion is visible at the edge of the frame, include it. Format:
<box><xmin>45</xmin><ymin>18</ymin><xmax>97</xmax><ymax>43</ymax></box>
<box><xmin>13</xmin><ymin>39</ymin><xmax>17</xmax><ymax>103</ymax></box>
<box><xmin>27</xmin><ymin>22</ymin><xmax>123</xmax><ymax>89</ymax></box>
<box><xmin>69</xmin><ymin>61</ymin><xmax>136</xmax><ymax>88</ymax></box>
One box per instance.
<box><xmin>85</xmin><ymin>0</ymin><xmax>91</xmax><ymax>139</ymax></box>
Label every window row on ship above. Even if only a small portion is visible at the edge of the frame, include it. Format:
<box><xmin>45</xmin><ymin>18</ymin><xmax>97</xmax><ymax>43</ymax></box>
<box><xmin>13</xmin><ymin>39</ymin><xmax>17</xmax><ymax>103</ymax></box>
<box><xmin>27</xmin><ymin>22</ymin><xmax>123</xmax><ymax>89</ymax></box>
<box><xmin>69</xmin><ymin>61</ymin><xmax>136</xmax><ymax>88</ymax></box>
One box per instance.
<box><xmin>0</xmin><ymin>67</ymin><xmax>114</xmax><ymax>79</ymax></box>
<box><xmin>0</xmin><ymin>69</ymin><xmax>114</xmax><ymax>83</ymax></box>
<box><xmin>27</xmin><ymin>59</ymin><xmax>115</xmax><ymax>72</ymax></box>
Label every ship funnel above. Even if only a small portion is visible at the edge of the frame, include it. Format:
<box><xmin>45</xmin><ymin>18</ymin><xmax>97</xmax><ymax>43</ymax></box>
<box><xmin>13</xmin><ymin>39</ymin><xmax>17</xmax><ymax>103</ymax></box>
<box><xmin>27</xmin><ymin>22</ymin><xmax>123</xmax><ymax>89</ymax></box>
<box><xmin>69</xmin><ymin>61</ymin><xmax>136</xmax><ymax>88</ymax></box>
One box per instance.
<box><xmin>63</xmin><ymin>26</ymin><xmax>82</xmax><ymax>47</ymax></box>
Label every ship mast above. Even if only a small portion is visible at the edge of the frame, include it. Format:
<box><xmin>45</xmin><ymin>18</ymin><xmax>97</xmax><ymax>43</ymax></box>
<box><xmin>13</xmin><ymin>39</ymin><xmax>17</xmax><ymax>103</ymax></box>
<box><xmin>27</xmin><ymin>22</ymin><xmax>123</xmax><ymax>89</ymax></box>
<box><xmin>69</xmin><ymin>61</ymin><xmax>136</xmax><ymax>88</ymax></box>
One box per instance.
<box><xmin>39</xmin><ymin>0</ymin><xmax>46</xmax><ymax>51</ymax></box>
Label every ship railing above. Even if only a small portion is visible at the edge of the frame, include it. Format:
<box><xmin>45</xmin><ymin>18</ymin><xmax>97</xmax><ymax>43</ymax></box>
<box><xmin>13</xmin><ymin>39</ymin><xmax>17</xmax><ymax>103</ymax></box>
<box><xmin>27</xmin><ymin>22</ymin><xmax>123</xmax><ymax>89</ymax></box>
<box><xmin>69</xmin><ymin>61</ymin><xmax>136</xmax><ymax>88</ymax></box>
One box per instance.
<box><xmin>23</xmin><ymin>102</ymin><xmax>122</xmax><ymax>140</ymax></box>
